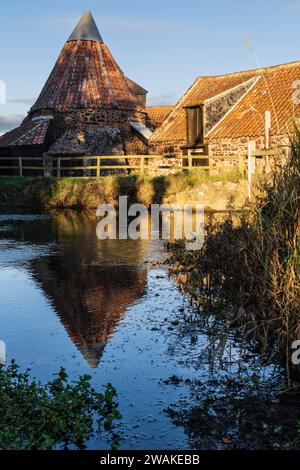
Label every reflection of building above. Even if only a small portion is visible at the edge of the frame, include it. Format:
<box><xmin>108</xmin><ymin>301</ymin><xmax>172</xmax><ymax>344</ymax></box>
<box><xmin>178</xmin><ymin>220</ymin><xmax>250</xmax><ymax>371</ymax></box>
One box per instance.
<box><xmin>23</xmin><ymin>212</ymin><xmax>148</xmax><ymax>368</ymax></box>
<box><xmin>32</xmin><ymin>260</ymin><xmax>147</xmax><ymax>368</ymax></box>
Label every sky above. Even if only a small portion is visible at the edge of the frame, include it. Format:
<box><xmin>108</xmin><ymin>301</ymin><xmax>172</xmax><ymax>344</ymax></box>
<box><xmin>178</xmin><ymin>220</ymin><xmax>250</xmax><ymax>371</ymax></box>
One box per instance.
<box><xmin>1</xmin><ymin>0</ymin><xmax>300</xmax><ymax>134</ymax></box>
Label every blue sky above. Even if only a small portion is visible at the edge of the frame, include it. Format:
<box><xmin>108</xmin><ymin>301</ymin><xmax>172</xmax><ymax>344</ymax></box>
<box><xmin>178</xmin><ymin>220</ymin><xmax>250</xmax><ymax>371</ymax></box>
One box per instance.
<box><xmin>1</xmin><ymin>0</ymin><xmax>300</xmax><ymax>133</ymax></box>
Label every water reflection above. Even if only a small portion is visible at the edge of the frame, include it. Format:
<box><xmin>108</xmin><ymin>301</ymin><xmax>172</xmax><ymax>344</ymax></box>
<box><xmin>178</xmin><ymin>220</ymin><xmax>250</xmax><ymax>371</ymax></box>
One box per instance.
<box><xmin>0</xmin><ymin>211</ymin><xmax>148</xmax><ymax>367</ymax></box>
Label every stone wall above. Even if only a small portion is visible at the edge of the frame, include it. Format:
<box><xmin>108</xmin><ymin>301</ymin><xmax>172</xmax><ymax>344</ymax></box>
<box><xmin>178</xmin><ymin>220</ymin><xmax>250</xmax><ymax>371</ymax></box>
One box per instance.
<box><xmin>208</xmin><ymin>134</ymin><xmax>290</xmax><ymax>158</ymax></box>
<box><xmin>148</xmin><ymin>132</ymin><xmax>292</xmax><ymax>175</ymax></box>
<box><xmin>123</xmin><ymin>131</ymin><xmax>149</xmax><ymax>155</ymax></box>
<box><xmin>205</xmin><ymin>79</ymin><xmax>256</xmax><ymax>134</ymax></box>
<box><xmin>144</xmin><ymin>156</ymin><xmax>182</xmax><ymax>177</ymax></box>
<box><xmin>149</xmin><ymin>142</ymin><xmax>183</xmax><ymax>158</ymax></box>
<box><xmin>31</xmin><ymin>108</ymin><xmax>146</xmax><ymax>142</ymax></box>
<box><xmin>30</xmin><ymin>107</ymin><xmax>148</xmax><ymax>156</ymax></box>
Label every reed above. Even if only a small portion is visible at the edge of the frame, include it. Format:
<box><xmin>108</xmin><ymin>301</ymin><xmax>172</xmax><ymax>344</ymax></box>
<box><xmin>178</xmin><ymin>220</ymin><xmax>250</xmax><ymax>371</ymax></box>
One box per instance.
<box><xmin>169</xmin><ymin>133</ymin><xmax>300</xmax><ymax>375</ymax></box>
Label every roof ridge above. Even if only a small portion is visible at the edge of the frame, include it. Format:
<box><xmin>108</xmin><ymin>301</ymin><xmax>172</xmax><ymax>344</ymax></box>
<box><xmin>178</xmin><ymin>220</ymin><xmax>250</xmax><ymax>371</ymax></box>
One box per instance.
<box><xmin>12</xmin><ymin>120</ymin><xmax>45</xmax><ymax>145</ymax></box>
<box><xmin>151</xmin><ymin>76</ymin><xmax>201</xmax><ymax>141</ymax></box>
<box><xmin>196</xmin><ymin>60</ymin><xmax>300</xmax><ymax>79</ymax></box>
<box><xmin>147</xmin><ymin>105</ymin><xmax>175</xmax><ymax>108</ymax></box>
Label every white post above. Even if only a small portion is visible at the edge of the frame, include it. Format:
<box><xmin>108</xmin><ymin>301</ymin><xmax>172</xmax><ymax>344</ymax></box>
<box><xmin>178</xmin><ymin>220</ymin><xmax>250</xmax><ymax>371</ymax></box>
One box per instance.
<box><xmin>248</xmin><ymin>140</ymin><xmax>256</xmax><ymax>201</ymax></box>
<box><xmin>265</xmin><ymin>111</ymin><xmax>271</xmax><ymax>150</ymax></box>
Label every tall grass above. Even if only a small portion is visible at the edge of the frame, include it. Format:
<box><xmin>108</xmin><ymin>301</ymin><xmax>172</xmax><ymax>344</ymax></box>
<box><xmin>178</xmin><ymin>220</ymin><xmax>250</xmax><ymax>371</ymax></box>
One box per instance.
<box><xmin>244</xmin><ymin>132</ymin><xmax>300</xmax><ymax>373</ymax></box>
<box><xmin>170</xmin><ymin>134</ymin><xmax>300</xmax><ymax>376</ymax></box>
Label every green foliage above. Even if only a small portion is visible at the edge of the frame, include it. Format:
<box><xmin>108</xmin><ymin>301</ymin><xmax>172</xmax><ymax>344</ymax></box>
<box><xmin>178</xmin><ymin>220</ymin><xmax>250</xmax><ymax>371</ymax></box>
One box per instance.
<box><xmin>0</xmin><ymin>360</ymin><xmax>122</xmax><ymax>450</ymax></box>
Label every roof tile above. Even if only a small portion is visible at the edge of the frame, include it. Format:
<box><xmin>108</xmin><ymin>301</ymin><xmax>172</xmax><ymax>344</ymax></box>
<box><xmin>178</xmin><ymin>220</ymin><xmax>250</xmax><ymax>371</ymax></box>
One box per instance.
<box><xmin>150</xmin><ymin>61</ymin><xmax>300</xmax><ymax>144</ymax></box>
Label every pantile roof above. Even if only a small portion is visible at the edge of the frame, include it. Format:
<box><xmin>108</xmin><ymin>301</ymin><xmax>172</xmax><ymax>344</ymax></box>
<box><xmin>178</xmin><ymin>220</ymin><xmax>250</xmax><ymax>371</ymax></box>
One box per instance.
<box><xmin>150</xmin><ymin>61</ymin><xmax>300</xmax><ymax>144</ymax></box>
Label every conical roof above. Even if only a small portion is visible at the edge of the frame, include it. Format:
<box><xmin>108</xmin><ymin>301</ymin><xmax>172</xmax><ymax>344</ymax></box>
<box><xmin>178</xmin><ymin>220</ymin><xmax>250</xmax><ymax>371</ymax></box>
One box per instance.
<box><xmin>30</xmin><ymin>12</ymin><xmax>143</xmax><ymax>113</ymax></box>
<box><xmin>67</xmin><ymin>11</ymin><xmax>103</xmax><ymax>42</ymax></box>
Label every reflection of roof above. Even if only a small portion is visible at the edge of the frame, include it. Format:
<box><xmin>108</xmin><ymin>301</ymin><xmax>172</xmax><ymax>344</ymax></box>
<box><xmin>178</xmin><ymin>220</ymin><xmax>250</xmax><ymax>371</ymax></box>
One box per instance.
<box><xmin>146</xmin><ymin>106</ymin><xmax>175</xmax><ymax>126</ymax></box>
<box><xmin>19</xmin><ymin>211</ymin><xmax>149</xmax><ymax>369</ymax></box>
<box><xmin>0</xmin><ymin>118</ymin><xmax>51</xmax><ymax>147</ymax></box>
<box><xmin>77</xmin><ymin>343</ymin><xmax>106</xmax><ymax>369</ymax></box>
<box><xmin>31</xmin><ymin>228</ymin><xmax>147</xmax><ymax>368</ymax></box>
<box><xmin>150</xmin><ymin>61</ymin><xmax>300</xmax><ymax>143</ymax></box>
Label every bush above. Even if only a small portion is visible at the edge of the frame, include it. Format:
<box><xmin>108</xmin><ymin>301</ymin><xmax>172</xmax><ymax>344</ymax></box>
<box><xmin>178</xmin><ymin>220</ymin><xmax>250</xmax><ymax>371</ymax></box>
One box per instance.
<box><xmin>0</xmin><ymin>360</ymin><xmax>122</xmax><ymax>450</ymax></box>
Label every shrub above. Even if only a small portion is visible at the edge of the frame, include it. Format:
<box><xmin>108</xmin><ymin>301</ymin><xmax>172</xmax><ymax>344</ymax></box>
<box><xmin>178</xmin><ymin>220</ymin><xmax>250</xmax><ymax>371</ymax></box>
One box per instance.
<box><xmin>0</xmin><ymin>360</ymin><xmax>122</xmax><ymax>450</ymax></box>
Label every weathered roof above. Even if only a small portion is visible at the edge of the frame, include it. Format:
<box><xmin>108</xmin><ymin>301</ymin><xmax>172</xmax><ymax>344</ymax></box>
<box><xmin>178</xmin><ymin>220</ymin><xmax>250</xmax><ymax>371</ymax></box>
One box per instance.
<box><xmin>67</xmin><ymin>11</ymin><xmax>103</xmax><ymax>43</ymax></box>
<box><xmin>126</xmin><ymin>77</ymin><xmax>148</xmax><ymax>96</ymax></box>
<box><xmin>0</xmin><ymin>118</ymin><xmax>51</xmax><ymax>147</ymax></box>
<box><xmin>47</xmin><ymin>129</ymin><xmax>90</xmax><ymax>155</ymax></box>
<box><xmin>146</xmin><ymin>105</ymin><xmax>175</xmax><ymax>126</ymax></box>
<box><xmin>30</xmin><ymin>13</ymin><xmax>144</xmax><ymax>113</ymax></box>
<box><xmin>150</xmin><ymin>61</ymin><xmax>300</xmax><ymax>144</ymax></box>
<box><xmin>209</xmin><ymin>62</ymin><xmax>300</xmax><ymax>139</ymax></box>
<box><xmin>47</xmin><ymin>127</ymin><xmax>124</xmax><ymax>156</ymax></box>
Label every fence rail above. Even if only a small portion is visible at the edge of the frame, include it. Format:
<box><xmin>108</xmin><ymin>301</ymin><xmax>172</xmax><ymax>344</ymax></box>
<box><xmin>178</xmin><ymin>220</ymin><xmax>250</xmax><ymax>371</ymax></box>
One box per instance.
<box><xmin>0</xmin><ymin>149</ymin><xmax>282</xmax><ymax>178</ymax></box>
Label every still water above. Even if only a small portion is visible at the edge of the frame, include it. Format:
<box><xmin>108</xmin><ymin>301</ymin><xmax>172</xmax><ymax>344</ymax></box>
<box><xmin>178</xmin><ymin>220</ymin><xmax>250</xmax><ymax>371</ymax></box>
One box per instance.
<box><xmin>0</xmin><ymin>211</ymin><xmax>278</xmax><ymax>449</ymax></box>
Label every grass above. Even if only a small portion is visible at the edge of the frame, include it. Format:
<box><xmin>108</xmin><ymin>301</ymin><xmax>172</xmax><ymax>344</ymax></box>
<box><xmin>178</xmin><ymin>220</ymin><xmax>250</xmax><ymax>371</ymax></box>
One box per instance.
<box><xmin>0</xmin><ymin>360</ymin><xmax>122</xmax><ymax>450</ymax></box>
<box><xmin>168</xmin><ymin>133</ymin><xmax>300</xmax><ymax>377</ymax></box>
<box><xmin>0</xmin><ymin>169</ymin><xmax>245</xmax><ymax>209</ymax></box>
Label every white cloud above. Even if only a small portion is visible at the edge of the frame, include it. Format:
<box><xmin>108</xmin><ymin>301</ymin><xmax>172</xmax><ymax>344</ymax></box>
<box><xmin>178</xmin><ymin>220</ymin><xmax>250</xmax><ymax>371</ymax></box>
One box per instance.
<box><xmin>7</xmin><ymin>97</ymin><xmax>36</xmax><ymax>105</ymax></box>
<box><xmin>281</xmin><ymin>1</ymin><xmax>300</xmax><ymax>11</ymax></box>
<box><xmin>147</xmin><ymin>92</ymin><xmax>178</xmax><ymax>106</ymax></box>
<box><xmin>32</xmin><ymin>15</ymin><xmax>206</xmax><ymax>34</ymax></box>
<box><xmin>0</xmin><ymin>114</ymin><xmax>24</xmax><ymax>133</ymax></box>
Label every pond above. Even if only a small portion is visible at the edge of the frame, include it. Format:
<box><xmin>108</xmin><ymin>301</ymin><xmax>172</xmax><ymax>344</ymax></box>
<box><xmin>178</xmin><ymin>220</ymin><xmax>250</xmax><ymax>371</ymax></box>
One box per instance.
<box><xmin>0</xmin><ymin>211</ymin><xmax>293</xmax><ymax>450</ymax></box>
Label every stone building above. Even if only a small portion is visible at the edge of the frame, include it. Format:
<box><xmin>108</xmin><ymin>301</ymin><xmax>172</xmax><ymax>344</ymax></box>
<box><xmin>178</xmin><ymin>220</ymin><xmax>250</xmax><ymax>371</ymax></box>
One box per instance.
<box><xmin>150</xmin><ymin>61</ymin><xmax>300</xmax><ymax>160</ymax></box>
<box><xmin>0</xmin><ymin>11</ymin><xmax>152</xmax><ymax>164</ymax></box>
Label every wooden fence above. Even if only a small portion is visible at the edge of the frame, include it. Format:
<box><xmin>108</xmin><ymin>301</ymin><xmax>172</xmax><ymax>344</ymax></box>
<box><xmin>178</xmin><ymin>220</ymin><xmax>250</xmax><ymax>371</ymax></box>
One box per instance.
<box><xmin>0</xmin><ymin>149</ymin><xmax>282</xmax><ymax>178</ymax></box>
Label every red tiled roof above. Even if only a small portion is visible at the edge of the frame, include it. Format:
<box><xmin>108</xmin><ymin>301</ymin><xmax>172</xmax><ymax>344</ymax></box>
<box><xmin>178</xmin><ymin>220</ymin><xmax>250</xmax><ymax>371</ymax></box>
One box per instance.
<box><xmin>150</xmin><ymin>61</ymin><xmax>300</xmax><ymax>144</ymax></box>
<box><xmin>0</xmin><ymin>118</ymin><xmax>51</xmax><ymax>147</ymax></box>
<box><xmin>31</xmin><ymin>40</ymin><xmax>144</xmax><ymax>113</ymax></box>
<box><xmin>209</xmin><ymin>62</ymin><xmax>300</xmax><ymax>138</ymax></box>
<box><xmin>146</xmin><ymin>105</ymin><xmax>175</xmax><ymax>126</ymax></box>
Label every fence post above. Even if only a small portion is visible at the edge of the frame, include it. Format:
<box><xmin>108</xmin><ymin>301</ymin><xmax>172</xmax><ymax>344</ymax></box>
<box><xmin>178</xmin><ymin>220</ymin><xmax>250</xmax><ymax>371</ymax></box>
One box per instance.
<box><xmin>57</xmin><ymin>157</ymin><xmax>61</xmax><ymax>178</ymax></box>
<box><xmin>18</xmin><ymin>157</ymin><xmax>22</xmax><ymax>177</ymax></box>
<box><xmin>264</xmin><ymin>111</ymin><xmax>271</xmax><ymax>150</ymax></box>
<box><xmin>97</xmin><ymin>157</ymin><xmax>101</xmax><ymax>178</ymax></box>
<box><xmin>188</xmin><ymin>155</ymin><xmax>192</xmax><ymax>170</ymax></box>
<box><xmin>247</xmin><ymin>141</ymin><xmax>256</xmax><ymax>201</ymax></box>
<box><xmin>140</xmin><ymin>156</ymin><xmax>145</xmax><ymax>175</ymax></box>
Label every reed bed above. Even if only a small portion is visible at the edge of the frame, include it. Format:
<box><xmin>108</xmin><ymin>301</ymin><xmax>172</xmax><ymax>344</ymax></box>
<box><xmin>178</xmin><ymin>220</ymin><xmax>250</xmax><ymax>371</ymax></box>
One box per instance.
<box><xmin>169</xmin><ymin>133</ymin><xmax>300</xmax><ymax>376</ymax></box>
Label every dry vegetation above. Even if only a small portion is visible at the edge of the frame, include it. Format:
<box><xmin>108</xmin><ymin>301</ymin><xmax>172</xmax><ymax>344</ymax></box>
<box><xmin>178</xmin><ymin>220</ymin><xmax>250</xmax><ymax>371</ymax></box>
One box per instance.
<box><xmin>169</xmin><ymin>135</ymin><xmax>300</xmax><ymax>376</ymax></box>
<box><xmin>0</xmin><ymin>168</ymin><xmax>244</xmax><ymax>209</ymax></box>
